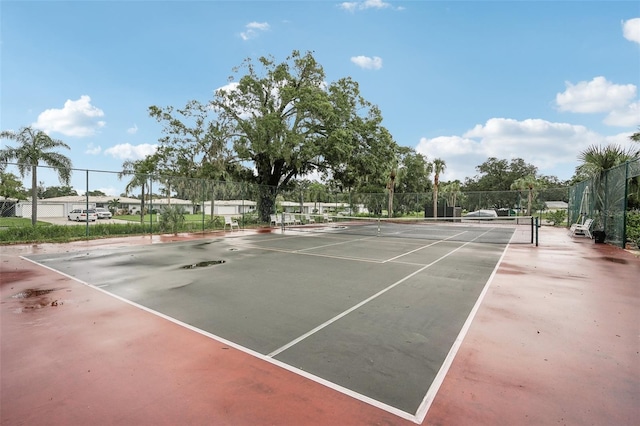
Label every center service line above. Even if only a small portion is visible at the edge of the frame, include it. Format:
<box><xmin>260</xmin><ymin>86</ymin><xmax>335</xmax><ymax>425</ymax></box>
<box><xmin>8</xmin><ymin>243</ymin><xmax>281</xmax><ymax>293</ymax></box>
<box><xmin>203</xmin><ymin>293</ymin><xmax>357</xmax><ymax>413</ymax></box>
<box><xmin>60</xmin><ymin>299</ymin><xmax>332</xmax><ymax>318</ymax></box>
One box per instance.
<box><xmin>267</xmin><ymin>231</ymin><xmax>488</xmax><ymax>358</ymax></box>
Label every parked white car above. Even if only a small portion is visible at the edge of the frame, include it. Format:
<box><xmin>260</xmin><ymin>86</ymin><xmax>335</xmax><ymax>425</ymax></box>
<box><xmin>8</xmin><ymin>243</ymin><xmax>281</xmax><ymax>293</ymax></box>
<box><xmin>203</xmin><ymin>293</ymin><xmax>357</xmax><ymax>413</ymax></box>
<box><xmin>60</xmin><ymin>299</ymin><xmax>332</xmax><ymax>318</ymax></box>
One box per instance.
<box><xmin>95</xmin><ymin>207</ymin><xmax>113</xmax><ymax>219</ymax></box>
<box><xmin>463</xmin><ymin>209</ymin><xmax>498</xmax><ymax>218</ymax></box>
<box><xmin>68</xmin><ymin>209</ymin><xmax>98</xmax><ymax>222</ymax></box>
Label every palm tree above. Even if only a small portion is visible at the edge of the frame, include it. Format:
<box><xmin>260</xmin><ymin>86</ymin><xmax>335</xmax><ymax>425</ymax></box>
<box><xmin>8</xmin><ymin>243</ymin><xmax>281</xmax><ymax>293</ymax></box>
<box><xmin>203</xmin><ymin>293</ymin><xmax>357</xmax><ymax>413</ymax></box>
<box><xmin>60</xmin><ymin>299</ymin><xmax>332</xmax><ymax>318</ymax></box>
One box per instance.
<box><xmin>510</xmin><ymin>175</ymin><xmax>542</xmax><ymax>215</ymax></box>
<box><xmin>626</xmin><ymin>131</ymin><xmax>640</xmax><ymax>209</ymax></box>
<box><xmin>441</xmin><ymin>181</ymin><xmax>462</xmax><ymax>208</ymax></box>
<box><xmin>387</xmin><ymin>167</ymin><xmax>397</xmax><ymax>218</ymax></box>
<box><xmin>118</xmin><ymin>158</ymin><xmax>154</xmax><ymax>223</ymax></box>
<box><xmin>108</xmin><ymin>198</ymin><xmax>120</xmax><ymax>215</ymax></box>
<box><xmin>0</xmin><ymin>127</ymin><xmax>72</xmax><ymax>225</ymax></box>
<box><xmin>576</xmin><ymin>144</ymin><xmax>637</xmax><ymax>177</ymax></box>
<box><xmin>576</xmin><ymin>144</ymin><xmax>637</xmax><ymax>230</ymax></box>
<box><xmin>430</xmin><ymin>158</ymin><xmax>446</xmax><ymax>218</ymax></box>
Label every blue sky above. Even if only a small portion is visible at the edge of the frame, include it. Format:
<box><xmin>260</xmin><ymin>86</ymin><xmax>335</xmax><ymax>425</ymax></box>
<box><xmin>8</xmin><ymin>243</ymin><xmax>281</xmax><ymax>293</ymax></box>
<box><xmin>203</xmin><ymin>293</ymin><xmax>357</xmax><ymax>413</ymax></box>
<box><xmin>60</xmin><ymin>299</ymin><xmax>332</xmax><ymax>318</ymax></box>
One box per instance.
<box><xmin>1</xmin><ymin>0</ymin><xmax>639</xmax><ymax>196</ymax></box>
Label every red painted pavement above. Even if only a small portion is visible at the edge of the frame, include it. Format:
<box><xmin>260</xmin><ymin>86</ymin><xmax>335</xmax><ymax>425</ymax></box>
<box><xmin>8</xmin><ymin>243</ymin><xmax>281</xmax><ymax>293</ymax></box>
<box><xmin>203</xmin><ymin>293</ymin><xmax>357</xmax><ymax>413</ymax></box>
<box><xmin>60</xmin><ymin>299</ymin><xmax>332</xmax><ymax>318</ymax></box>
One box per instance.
<box><xmin>1</xmin><ymin>229</ymin><xmax>638</xmax><ymax>425</ymax></box>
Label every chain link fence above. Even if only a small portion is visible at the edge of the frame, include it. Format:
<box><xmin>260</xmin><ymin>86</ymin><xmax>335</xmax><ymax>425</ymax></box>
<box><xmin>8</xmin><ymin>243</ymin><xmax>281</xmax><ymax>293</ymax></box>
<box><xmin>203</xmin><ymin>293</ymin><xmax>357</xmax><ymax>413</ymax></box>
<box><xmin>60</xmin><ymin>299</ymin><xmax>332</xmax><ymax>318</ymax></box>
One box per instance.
<box><xmin>3</xmin><ymin>162</ymin><xmax>573</xmax><ymax>240</ymax></box>
<box><xmin>568</xmin><ymin>158</ymin><xmax>640</xmax><ymax>248</ymax></box>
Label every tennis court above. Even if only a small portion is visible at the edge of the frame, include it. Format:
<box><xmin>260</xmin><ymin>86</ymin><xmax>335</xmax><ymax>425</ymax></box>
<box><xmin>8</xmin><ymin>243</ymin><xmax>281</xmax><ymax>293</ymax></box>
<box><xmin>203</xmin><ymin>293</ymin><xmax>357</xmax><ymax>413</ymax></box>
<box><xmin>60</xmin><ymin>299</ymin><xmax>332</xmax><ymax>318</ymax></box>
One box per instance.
<box><xmin>20</xmin><ymin>217</ymin><xmax>530</xmax><ymax>421</ymax></box>
<box><xmin>3</xmin><ymin>221</ymin><xmax>638</xmax><ymax>425</ymax></box>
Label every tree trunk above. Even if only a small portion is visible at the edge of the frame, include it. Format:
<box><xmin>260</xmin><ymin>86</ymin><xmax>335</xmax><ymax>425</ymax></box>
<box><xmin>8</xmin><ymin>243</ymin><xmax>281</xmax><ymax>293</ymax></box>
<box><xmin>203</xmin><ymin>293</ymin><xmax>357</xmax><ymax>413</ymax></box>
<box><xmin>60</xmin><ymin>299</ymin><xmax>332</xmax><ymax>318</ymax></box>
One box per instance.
<box><xmin>140</xmin><ymin>182</ymin><xmax>146</xmax><ymax>225</ymax></box>
<box><xmin>257</xmin><ymin>185</ymin><xmax>276</xmax><ymax>223</ymax></box>
<box><xmin>31</xmin><ymin>165</ymin><xmax>37</xmax><ymax>226</ymax></box>
<box><xmin>432</xmin><ymin>186</ymin><xmax>438</xmax><ymax>218</ymax></box>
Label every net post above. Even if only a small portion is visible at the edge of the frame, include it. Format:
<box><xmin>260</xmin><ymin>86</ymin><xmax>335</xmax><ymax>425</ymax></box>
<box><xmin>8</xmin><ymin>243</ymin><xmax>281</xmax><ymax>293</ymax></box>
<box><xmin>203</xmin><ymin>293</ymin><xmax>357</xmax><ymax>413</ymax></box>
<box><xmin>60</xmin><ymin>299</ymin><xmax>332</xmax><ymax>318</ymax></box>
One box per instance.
<box><xmin>535</xmin><ymin>216</ymin><xmax>539</xmax><ymax>246</ymax></box>
<box><xmin>530</xmin><ymin>216</ymin><xmax>534</xmax><ymax>244</ymax></box>
<box><xmin>281</xmin><ymin>212</ymin><xmax>285</xmax><ymax>233</ymax></box>
<box><xmin>377</xmin><ymin>217</ymin><xmax>381</xmax><ymax>237</ymax></box>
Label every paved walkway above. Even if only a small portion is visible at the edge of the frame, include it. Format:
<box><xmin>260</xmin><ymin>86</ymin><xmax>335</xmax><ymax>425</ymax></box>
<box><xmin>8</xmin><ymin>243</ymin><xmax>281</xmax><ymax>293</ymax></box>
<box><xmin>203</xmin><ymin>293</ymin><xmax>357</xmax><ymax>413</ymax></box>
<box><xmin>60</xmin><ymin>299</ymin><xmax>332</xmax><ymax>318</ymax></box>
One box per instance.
<box><xmin>1</xmin><ymin>228</ymin><xmax>638</xmax><ymax>425</ymax></box>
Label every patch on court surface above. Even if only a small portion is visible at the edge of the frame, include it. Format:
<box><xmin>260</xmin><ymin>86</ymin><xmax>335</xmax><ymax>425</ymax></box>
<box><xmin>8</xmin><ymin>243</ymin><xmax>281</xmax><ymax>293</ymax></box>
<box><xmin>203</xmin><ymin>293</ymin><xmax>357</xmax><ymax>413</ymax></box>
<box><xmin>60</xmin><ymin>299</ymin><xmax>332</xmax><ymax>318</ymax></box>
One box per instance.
<box><xmin>24</xmin><ymin>226</ymin><xmax>515</xmax><ymax>422</ymax></box>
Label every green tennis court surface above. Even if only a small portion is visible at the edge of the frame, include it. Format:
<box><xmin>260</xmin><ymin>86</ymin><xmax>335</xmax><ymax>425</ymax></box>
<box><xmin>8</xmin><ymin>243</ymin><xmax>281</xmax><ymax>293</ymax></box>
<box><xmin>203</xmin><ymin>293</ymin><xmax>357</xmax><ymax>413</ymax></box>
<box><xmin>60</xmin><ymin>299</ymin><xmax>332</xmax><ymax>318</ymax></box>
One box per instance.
<box><xmin>282</xmin><ymin>214</ymin><xmax>537</xmax><ymax>245</ymax></box>
<box><xmin>25</xmin><ymin>228</ymin><xmax>516</xmax><ymax>419</ymax></box>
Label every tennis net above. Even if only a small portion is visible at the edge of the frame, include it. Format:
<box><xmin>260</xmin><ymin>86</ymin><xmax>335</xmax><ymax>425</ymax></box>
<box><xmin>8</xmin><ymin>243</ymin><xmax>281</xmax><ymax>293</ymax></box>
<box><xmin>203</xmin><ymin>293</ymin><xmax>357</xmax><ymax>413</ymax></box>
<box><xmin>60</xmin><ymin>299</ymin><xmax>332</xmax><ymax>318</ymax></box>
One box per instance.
<box><xmin>281</xmin><ymin>214</ymin><xmax>538</xmax><ymax>245</ymax></box>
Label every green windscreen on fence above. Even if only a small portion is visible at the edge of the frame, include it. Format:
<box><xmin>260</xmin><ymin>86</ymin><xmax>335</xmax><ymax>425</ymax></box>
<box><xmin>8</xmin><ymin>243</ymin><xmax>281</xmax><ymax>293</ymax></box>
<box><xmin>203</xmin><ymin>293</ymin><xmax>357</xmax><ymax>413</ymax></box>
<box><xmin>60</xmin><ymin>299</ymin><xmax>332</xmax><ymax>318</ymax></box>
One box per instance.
<box><xmin>568</xmin><ymin>158</ymin><xmax>640</xmax><ymax>248</ymax></box>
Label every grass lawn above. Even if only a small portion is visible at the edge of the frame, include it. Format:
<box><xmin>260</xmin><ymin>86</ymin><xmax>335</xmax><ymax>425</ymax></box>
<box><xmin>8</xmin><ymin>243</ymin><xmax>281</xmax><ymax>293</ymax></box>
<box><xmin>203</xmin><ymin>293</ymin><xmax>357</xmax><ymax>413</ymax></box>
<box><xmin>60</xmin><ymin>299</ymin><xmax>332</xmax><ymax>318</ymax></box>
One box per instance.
<box><xmin>116</xmin><ymin>214</ymin><xmax>212</xmax><ymax>223</ymax></box>
<box><xmin>0</xmin><ymin>217</ymin><xmax>52</xmax><ymax>227</ymax></box>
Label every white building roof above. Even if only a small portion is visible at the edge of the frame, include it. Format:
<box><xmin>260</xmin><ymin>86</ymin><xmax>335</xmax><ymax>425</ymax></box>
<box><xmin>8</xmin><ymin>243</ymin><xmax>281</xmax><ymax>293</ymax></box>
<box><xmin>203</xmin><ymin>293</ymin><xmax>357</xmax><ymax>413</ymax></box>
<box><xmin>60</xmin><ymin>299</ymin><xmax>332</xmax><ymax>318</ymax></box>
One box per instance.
<box><xmin>203</xmin><ymin>200</ymin><xmax>257</xmax><ymax>206</ymax></box>
<box><xmin>41</xmin><ymin>195</ymin><xmax>141</xmax><ymax>204</ymax></box>
<box><xmin>151</xmin><ymin>198</ymin><xmax>193</xmax><ymax>205</ymax></box>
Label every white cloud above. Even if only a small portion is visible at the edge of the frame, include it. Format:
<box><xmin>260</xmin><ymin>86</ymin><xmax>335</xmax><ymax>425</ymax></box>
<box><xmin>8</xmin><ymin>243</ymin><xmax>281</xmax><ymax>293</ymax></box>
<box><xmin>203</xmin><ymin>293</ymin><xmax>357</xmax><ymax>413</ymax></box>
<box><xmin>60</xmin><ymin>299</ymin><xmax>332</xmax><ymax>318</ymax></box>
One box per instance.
<box><xmin>340</xmin><ymin>0</ymin><xmax>394</xmax><ymax>12</ymax></box>
<box><xmin>127</xmin><ymin>124</ymin><xmax>138</xmax><ymax>135</ymax></box>
<box><xmin>215</xmin><ymin>82</ymin><xmax>239</xmax><ymax>95</ymax></box>
<box><xmin>33</xmin><ymin>95</ymin><xmax>106</xmax><ymax>137</ymax></box>
<box><xmin>622</xmin><ymin>17</ymin><xmax>640</xmax><ymax>44</ymax></box>
<box><xmin>240</xmin><ymin>21</ymin><xmax>270</xmax><ymax>41</ymax></box>
<box><xmin>103</xmin><ymin>143</ymin><xmax>157</xmax><ymax>160</ymax></box>
<box><xmin>96</xmin><ymin>187</ymin><xmax>119</xmax><ymax>197</ymax></box>
<box><xmin>555</xmin><ymin>76</ymin><xmax>639</xmax><ymax>127</ymax></box>
<box><xmin>351</xmin><ymin>55</ymin><xmax>383</xmax><ymax>70</ymax></box>
<box><xmin>340</xmin><ymin>2</ymin><xmax>358</xmax><ymax>12</ymax></box>
<box><xmin>85</xmin><ymin>143</ymin><xmax>102</xmax><ymax>155</ymax></box>
<box><xmin>555</xmin><ymin>76</ymin><xmax>636</xmax><ymax>114</ymax></box>
<box><xmin>603</xmin><ymin>131</ymin><xmax>638</xmax><ymax>146</ymax></box>
<box><xmin>415</xmin><ymin>118</ymin><xmax>617</xmax><ymax>181</ymax></box>
<box><xmin>604</xmin><ymin>101</ymin><xmax>640</xmax><ymax>127</ymax></box>
<box><xmin>213</xmin><ymin>82</ymin><xmax>254</xmax><ymax>119</ymax></box>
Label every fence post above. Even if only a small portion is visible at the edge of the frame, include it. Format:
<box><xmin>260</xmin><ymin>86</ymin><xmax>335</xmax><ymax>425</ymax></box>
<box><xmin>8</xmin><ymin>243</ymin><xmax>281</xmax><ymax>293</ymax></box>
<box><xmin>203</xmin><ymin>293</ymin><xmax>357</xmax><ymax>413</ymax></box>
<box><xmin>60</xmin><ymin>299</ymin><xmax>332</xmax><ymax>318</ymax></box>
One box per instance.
<box><xmin>202</xmin><ymin>179</ymin><xmax>206</xmax><ymax>234</ymax></box>
<box><xmin>622</xmin><ymin>161</ymin><xmax>629</xmax><ymax>248</ymax></box>
<box><xmin>85</xmin><ymin>169</ymin><xmax>89</xmax><ymax>237</ymax></box>
<box><xmin>241</xmin><ymin>186</ymin><xmax>245</xmax><ymax>230</ymax></box>
<box><xmin>149</xmin><ymin>177</ymin><xmax>153</xmax><ymax>235</ymax></box>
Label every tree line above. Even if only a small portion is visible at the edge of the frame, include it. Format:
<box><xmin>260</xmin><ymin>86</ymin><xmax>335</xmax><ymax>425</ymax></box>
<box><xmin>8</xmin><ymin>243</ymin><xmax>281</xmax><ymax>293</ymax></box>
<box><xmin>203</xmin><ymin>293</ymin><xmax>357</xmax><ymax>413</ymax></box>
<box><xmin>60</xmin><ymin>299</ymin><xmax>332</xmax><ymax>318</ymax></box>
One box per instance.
<box><xmin>2</xmin><ymin>50</ymin><xmax>639</xmax><ymax>225</ymax></box>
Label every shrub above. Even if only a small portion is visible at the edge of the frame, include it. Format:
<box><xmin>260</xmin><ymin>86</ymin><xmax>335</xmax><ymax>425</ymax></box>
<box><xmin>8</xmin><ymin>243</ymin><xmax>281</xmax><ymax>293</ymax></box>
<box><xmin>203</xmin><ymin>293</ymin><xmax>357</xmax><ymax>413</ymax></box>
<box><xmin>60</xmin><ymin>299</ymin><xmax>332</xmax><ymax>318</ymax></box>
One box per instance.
<box><xmin>626</xmin><ymin>210</ymin><xmax>640</xmax><ymax>247</ymax></box>
<box><xmin>547</xmin><ymin>210</ymin><xmax>567</xmax><ymax>226</ymax></box>
<box><xmin>158</xmin><ymin>205</ymin><xmax>186</xmax><ymax>234</ymax></box>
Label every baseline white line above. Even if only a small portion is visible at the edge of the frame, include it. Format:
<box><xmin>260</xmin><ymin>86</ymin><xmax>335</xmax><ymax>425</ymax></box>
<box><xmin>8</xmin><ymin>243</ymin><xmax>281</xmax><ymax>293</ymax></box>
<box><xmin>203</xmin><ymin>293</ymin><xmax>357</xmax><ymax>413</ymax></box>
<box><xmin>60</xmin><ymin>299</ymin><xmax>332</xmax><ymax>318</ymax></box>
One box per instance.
<box><xmin>230</xmin><ymin>241</ymin><xmax>386</xmax><ymax>264</ymax></box>
<box><xmin>19</xmin><ymin>255</ymin><xmax>418</xmax><ymax>423</ymax></box>
<box><xmin>267</xmin><ymin>235</ymin><xmax>484</xmax><ymax>359</ymax></box>
<box><xmin>19</xmin><ymin>226</ymin><xmax>513</xmax><ymax>424</ymax></box>
<box><xmin>413</xmin><ymin>240</ymin><xmax>511</xmax><ymax>423</ymax></box>
<box><xmin>296</xmin><ymin>235</ymin><xmax>377</xmax><ymax>252</ymax></box>
<box><xmin>382</xmin><ymin>230</ymin><xmax>469</xmax><ymax>263</ymax></box>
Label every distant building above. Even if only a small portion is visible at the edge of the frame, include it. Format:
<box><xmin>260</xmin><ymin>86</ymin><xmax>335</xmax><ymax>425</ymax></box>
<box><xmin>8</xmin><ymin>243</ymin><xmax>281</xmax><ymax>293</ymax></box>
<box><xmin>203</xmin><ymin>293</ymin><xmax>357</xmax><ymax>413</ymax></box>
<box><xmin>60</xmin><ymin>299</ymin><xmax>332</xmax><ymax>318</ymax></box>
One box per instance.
<box><xmin>15</xmin><ymin>195</ymin><xmax>141</xmax><ymax>218</ymax></box>
<box><xmin>544</xmin><ymin>201</ymin><xmax>568</xmax><ymax>212</ymax></box>
<box><xmin>13</xmin><ymin>196</ymin><xmax>367</xmax><ymax>219</ymax></box>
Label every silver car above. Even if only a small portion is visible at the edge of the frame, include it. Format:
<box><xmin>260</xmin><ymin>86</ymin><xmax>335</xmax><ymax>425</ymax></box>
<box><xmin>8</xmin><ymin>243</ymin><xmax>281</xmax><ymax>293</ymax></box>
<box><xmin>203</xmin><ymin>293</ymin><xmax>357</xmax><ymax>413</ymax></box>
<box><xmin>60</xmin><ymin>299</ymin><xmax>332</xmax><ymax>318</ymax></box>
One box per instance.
<box><xmin>95</xmin><ymin>207</ymin><xmax>113</xmax><ymax>219</ymax></box>
<box><xmin>68</xmin><ymin>209</ymin><xmax>98</xmax><ymax>222</ymax></box>
<box><xmin>464</xmin><ymin>209</ymin><xmax>498</xmax><ymax>218</ymax></box>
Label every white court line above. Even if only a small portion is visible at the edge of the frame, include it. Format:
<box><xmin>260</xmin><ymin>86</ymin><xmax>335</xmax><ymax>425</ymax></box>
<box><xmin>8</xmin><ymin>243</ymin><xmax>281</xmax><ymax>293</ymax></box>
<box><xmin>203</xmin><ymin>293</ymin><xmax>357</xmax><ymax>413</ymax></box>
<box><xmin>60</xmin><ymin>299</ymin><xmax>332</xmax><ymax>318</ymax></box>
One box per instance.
<box><xmin>267</xmin><ymin>228</ymin><xmax>496</xmax><ymax>359</ymax></box>
<box><xmin>19</xmin><ymin>226</ymin><xmax>512</xmax><ymax>424</ymax></box>
<box><xmin>228</xmin><ymin>242</ymin><xmax>387</xmax><ymax>264</ymax></box>
<box><xmin>235</xmin><ymin>229</ymin><xmax>466</xmax><ymax>266</ymax></box>
<box><xmin>413</xmin><ymin>240</ymin><xmax>510</xmax><ymax>424</ymax></box>
<box><xmin>295</xmin><ymin>235</ymin><xmax>377</xmax><ymax>252</ymax></box>
<box><xmin>382</xmin><ymin>230</ymin><xmax>469</xmax><ymax>263</ymax></box>
<box><xmin>19</xmin><ymin>255</ymin><xmax>418</xmax><ymax>424</ymax></box>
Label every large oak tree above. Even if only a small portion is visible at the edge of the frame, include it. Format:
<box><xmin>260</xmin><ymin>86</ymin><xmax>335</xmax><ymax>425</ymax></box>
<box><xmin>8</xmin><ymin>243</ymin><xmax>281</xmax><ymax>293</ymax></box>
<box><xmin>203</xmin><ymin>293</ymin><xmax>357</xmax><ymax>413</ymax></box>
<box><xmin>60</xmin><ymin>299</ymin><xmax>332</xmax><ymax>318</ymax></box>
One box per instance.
<box><xmin>149</xmin><ymin>50</ymin><xmax>401</xmax><ymax>221</ymax></box>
